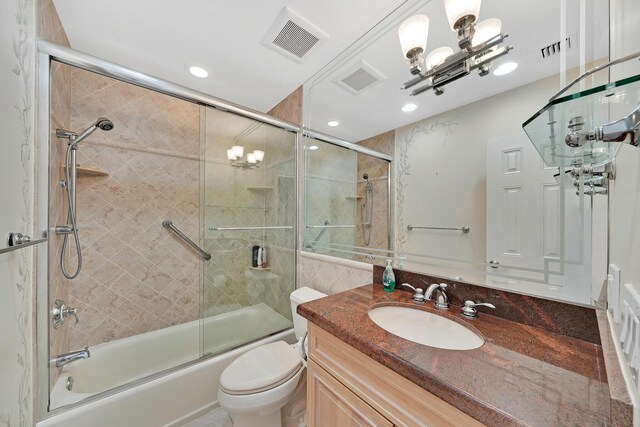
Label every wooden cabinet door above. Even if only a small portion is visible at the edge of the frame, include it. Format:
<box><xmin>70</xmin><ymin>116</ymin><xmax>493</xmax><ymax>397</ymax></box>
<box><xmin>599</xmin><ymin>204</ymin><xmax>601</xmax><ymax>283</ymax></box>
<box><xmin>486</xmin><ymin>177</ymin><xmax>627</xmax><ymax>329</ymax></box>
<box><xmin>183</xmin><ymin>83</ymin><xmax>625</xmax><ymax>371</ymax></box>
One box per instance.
<box><xmin>307</xmin><ymin>359</ymin><xmax>393</xmax><ymax>427</ymax></box>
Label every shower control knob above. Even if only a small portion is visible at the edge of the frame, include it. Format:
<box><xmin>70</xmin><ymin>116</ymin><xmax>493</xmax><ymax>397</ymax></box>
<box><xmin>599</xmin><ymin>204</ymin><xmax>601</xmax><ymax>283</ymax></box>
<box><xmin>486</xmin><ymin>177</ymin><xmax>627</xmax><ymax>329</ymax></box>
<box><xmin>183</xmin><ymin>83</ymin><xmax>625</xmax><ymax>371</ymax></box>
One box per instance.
<box><xmin>52</xmin><ymin>299</ymin><xmax>79</xmax><ymax>329</ymax></box>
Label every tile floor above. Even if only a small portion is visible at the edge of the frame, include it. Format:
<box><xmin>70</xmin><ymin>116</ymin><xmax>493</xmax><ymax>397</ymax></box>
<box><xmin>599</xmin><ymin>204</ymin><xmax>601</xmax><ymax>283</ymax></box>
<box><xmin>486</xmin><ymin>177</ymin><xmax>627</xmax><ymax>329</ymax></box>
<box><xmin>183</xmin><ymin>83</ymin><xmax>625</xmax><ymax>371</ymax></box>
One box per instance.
<box><xmin>181</xmin><ymin>407</ymin><xmax>232</xmax><ymax>427</ymax></box>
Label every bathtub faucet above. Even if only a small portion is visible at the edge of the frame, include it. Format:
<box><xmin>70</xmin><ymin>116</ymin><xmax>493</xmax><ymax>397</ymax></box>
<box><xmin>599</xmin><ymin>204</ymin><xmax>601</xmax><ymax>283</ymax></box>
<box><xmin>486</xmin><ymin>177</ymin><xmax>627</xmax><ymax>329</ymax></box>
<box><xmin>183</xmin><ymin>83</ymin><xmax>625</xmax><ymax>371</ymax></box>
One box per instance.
<box><xmin>53</xmin><ymin>347</ymin><xmax>90</xmax><ymax>368</ymax></box>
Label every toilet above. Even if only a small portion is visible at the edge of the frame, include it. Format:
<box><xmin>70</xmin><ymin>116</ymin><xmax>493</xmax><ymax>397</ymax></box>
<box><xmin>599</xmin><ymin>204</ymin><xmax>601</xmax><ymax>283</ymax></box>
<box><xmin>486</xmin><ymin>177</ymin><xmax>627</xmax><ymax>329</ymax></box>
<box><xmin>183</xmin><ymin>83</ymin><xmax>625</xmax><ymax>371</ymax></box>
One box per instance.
<box><xmin>217</xmin><ymin>287</ymin><xmax>326</xmax><ymax>427</ymax></box>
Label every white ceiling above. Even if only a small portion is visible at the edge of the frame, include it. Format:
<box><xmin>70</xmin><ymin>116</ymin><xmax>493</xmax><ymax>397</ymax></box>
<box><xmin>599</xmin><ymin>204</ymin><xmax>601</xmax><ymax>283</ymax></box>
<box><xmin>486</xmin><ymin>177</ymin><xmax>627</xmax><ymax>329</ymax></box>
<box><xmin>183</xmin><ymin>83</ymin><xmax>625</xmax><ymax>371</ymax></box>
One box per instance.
<box><xmin>53</xmin><ymin>0</ymin><xmax>609</xmax><ymax>140</ymax></box>
<box><xmin>53</xmin><ymin>0</ymin><xmax>407</xmax><ymax>113</ymax></box>
<box><xmin>305</xmin><ymin>0</ymin><xmax>610</xmax><ymax>141</ymax></box>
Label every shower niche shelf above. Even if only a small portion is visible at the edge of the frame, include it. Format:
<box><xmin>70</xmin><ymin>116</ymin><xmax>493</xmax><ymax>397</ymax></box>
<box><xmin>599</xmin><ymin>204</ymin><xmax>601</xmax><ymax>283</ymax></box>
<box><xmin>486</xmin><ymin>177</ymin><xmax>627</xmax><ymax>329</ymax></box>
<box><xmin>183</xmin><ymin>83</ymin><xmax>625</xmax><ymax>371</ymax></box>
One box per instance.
<box><xmin>74</xmin><ymin>164</ymin><xmax>109</xmax><ymax>177</ymax></box>
<box><xmin>523</xmin><ymin>74</ymin><xmax>640</xmax><ymax>167</ymax></box>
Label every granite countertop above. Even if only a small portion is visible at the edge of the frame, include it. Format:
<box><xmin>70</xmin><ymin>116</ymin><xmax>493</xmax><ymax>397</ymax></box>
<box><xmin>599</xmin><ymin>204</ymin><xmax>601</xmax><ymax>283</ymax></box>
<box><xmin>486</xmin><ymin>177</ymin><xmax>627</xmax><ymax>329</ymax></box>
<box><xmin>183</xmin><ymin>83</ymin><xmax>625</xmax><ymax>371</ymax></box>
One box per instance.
<box><xmin>298</xmin><ymin>284</ymin><xmax>610</xmax><ymax>427</ymax></box>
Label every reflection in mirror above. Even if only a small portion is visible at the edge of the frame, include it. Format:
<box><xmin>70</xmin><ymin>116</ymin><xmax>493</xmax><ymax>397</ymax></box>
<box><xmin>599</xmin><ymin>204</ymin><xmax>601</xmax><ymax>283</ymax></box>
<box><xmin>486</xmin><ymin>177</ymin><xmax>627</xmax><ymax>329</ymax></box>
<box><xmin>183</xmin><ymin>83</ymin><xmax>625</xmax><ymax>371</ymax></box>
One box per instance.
<box><xmin>303</xmin><ymin>135</ymin><xmax>392</xmax><ymax>265</ymax></box>
<box><xmin>303</xmin><ymin>0</ymin><xmax>610</xmax><ymax>306</ymax></box>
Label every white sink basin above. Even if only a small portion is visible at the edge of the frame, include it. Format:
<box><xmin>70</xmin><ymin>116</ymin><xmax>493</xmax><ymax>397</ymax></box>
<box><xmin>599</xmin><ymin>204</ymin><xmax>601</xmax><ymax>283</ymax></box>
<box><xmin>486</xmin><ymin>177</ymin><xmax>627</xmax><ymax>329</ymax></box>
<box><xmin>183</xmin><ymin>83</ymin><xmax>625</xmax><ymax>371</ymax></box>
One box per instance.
<box><xmin>368</xmin><ymin>306</ymin><xmax>484</xmax><ymax>350</ymax></box>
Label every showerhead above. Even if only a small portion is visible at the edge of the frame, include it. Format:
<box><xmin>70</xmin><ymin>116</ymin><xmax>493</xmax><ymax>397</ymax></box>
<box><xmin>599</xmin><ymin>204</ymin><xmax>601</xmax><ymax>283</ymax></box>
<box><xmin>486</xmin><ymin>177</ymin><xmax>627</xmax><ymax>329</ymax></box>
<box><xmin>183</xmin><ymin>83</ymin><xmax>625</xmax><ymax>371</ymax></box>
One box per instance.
<box><xmin>363</xmin><ymin>173</ymin><xmax>369</xmax><ymax>181</ymax></box>
<box><xmin>60</xmin><ymin>117</ymin><xmax>114</xmax><ymax>148</ymax></box>
<box><xmin>96</xmin><ymin>118</ymin><xmax>114</xmax><ymax>131</ymax></box>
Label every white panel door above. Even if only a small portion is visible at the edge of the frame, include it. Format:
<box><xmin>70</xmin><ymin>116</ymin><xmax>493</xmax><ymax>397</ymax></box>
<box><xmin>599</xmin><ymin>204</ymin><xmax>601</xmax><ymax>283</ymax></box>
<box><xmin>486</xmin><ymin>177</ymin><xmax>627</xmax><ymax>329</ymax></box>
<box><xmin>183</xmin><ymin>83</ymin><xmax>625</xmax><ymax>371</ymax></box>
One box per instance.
<box><xmin>486</xmin><ymin>133</ymin><xmax>591</xmax><ymax>304</ymax></box>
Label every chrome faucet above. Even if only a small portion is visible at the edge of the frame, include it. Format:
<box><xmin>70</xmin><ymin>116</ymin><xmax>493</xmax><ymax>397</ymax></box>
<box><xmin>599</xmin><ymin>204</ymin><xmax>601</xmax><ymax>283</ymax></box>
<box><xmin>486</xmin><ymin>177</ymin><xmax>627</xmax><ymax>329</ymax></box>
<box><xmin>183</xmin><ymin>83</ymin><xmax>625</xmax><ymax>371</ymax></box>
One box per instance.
<box><xmin>53</xmin><ymin>347</ymin><xmax>90</xmax><ymax>368</ymax></box>
<box><xmin>422</xmin><ymin>281</ymin><xmax>450</xmax><ymax>309</ymax></box>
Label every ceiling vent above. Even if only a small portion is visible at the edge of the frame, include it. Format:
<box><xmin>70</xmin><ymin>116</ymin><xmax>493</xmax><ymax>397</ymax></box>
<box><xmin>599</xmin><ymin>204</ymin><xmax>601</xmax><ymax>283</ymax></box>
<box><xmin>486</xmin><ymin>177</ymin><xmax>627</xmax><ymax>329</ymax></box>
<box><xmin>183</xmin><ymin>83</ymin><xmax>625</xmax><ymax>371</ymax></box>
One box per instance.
<box><xmin>333</xmin><ymin>60</ymin><xmax>386</xmax><ymax>95</ymax></box>
<box><xmin>540</xmin><ymin>35</ymin><xmax>574</xmax><ymax>59</ymax></box>
<box><xmin>263</xmin><ymin>7</ymin><xmax>328</xmax><ymax>63</ymax></box>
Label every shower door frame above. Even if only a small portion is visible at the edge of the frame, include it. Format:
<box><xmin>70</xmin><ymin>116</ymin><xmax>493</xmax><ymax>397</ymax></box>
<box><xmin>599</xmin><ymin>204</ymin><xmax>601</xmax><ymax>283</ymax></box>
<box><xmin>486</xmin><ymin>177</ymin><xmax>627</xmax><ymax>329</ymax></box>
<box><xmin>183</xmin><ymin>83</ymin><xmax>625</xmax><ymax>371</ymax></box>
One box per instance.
<box><xmin>35</xmin><ymin>40</ymin><xmax>300</xmax><ymax>420</ymax></box>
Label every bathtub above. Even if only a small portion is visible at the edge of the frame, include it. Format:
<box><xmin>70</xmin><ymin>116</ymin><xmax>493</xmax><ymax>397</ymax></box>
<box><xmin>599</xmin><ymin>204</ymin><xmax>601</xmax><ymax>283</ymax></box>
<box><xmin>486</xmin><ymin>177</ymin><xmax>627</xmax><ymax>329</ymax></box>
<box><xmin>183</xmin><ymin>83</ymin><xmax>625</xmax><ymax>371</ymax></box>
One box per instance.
<box><xmin>41</xmin><ymin>303</ymin><xmax>294</xmax><ymax>427</ymax></box>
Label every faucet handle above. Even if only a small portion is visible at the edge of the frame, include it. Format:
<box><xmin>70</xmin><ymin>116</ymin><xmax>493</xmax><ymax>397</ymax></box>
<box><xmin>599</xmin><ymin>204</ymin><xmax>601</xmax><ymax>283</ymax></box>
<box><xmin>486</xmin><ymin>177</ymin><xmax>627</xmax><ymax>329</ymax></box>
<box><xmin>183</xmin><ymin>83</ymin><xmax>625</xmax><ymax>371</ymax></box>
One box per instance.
<box><xmin>52</xmin><ymin>299</ymin><xmax>79</xmax><ymax>328</ymax></box>
<box><xmin>65</xmin><ymin>307</ymin><xmax>79</xmax><ymax>325</ymax></box>
<box><xmin>461</xmin><ymin>300</ymin><xmax>496</xmax><ymax>319</ymax></box>
<box><xmin>401</xmin><ymin>283</ymin><xmax>425</xmax><ymax>303</ymax></box>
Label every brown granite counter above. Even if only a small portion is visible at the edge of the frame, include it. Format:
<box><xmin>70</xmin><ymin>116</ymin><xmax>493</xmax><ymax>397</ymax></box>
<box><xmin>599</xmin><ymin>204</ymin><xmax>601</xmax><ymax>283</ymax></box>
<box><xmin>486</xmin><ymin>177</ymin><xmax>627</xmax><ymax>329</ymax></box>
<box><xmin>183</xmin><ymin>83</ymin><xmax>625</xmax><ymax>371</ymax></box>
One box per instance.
<box><xmin>298</xmin><ymin>284</ymin><xmax>611</xmax><ymax>427</ymax></box>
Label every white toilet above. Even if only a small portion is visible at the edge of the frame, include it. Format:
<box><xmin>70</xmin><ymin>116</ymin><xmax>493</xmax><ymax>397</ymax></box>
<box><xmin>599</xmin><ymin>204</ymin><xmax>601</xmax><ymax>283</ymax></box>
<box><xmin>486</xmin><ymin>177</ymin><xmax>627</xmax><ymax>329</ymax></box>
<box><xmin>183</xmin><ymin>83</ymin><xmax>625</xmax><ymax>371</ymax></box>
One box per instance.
<box><xmin>217</xmin><ymin>287</ymin><xmax>326</xmax><ymax>427</ymax></box>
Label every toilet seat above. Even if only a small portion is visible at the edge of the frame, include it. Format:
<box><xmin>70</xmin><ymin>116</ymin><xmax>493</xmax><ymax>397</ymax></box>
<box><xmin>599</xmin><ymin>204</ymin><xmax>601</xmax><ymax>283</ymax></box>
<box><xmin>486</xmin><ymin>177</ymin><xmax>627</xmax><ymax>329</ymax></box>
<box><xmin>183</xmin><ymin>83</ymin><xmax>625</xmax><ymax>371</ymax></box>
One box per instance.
<box><xmin>220</xmin><ymin>341</ymin><xmax>302</xmax><ymax>395</ymax></box>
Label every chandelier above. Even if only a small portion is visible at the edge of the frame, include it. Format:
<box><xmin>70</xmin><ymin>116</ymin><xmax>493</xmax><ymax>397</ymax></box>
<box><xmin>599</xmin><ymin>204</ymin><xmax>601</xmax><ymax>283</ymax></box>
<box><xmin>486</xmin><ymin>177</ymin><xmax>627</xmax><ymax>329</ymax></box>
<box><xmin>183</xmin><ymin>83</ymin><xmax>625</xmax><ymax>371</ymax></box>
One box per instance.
<box><xmin>398</xmin><ymin>0</ymin><xmax>512</xmax><ymax>96</ymax></box>
<box><xmin>226</xmin><ymin>146</ymin><xmax>265</xmax><ymax>170</ymax></box>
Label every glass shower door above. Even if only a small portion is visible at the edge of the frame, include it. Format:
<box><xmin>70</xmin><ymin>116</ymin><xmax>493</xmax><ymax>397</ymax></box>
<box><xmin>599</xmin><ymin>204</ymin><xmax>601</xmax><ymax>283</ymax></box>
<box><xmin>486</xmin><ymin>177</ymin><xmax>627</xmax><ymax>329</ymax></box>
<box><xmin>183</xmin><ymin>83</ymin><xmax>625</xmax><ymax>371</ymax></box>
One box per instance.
<box><xmin>202</xmin><ymin>107</ymin><xmax>296</xmax><ymax>355</ymax></box>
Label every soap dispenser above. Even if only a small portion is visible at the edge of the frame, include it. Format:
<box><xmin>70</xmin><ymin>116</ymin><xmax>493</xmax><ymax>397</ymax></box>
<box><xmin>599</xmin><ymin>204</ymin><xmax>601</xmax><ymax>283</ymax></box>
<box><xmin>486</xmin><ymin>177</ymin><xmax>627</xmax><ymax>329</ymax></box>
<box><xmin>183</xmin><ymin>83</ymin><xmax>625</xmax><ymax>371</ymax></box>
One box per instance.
<box><xmin>382</xmin><ymin>259</ymin><xmax>396</xmax><ymax>292</ymax></box>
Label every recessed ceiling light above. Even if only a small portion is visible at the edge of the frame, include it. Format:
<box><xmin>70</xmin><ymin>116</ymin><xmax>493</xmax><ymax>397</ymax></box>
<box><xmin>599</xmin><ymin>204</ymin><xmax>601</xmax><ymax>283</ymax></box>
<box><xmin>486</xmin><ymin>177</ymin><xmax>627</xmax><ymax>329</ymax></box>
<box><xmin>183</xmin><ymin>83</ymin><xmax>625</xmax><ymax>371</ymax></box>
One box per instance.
<box><xmin>308</xmin><ymin>145</ymin><xmax>319</xmax><ymax>151</ymax></box>
<box><xmin>401</xmin><ymin>103</ymin><xmax>417</xmax><ymax>112</ymax></box>
<box><xmin>493</xmin><ymin>62</ymin><xmax>518</xmax><ymax>76</ymax></box>
<box><xmin>188</xmin><ymin>65</ymin><xmax>209</xmax><ymax>78</ymax></box>
<box><xmin>327</xmin><ymin>120</ymin><xmax>340</xmax><ymax>127</ymax></box>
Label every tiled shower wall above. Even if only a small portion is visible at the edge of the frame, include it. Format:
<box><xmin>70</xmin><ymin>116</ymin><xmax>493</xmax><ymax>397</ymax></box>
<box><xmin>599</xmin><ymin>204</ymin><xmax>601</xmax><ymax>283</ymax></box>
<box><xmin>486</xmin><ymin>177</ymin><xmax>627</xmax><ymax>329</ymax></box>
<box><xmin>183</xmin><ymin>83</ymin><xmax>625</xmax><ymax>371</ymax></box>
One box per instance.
<box><xmin>356</xmin><ymin>130</ymin><xmax>394</xmax><ymax>264</ymax></box>
<box><xmin>40</xmin><ymin>0</ymin><xmax>72</xmax><ymax>389</ymax></box>
<box><xmin>64</xmin><ymin>67</ymin><xmax>202</xmax><ymax>349</ymax></box>
<box><xmin>203</xmin><ymin>111</ymin><xmax>295</xmax><ymax>321</ymax></box>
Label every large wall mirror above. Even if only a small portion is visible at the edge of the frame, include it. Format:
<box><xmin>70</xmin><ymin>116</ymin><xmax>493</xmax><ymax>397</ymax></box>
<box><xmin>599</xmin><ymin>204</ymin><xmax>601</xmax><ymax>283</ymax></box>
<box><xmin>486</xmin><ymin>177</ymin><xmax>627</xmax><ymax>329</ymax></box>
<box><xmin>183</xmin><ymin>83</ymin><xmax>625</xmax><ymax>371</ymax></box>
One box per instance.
<box><xmin>303</xmin><ymin>0</ymin><xmax>610</xmax><ymax>306</ymax></box>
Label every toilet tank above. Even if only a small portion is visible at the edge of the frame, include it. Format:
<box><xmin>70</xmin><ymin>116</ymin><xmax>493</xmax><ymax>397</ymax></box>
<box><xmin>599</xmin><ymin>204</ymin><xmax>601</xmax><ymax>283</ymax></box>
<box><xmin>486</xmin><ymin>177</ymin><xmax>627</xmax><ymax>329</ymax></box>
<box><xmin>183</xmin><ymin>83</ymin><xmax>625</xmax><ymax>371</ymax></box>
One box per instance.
<box><xmin>290</xmin><ymin>287</ymin><xmax>326</xmax><ymax>339</ymax></box>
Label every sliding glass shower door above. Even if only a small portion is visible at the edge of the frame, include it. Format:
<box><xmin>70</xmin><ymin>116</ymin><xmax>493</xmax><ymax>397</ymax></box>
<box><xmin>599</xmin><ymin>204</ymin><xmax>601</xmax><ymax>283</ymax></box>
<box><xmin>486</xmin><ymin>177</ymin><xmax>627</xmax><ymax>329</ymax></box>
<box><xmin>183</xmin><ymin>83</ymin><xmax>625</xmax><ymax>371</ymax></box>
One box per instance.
<box><xmin>202</xmin><ymin>107</ymin><xmax>296</xmax><ymax>355</ymax></box>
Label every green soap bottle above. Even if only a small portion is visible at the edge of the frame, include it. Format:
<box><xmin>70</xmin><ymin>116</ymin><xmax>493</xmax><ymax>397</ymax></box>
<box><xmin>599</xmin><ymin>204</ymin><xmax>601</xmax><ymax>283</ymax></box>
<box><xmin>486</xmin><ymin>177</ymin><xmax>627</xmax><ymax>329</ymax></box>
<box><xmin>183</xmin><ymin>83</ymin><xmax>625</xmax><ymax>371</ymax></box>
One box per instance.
<box><xmin>382</xmin><ymin>259</ymin><xmax>395</xmax><ymax>292</ymax></box>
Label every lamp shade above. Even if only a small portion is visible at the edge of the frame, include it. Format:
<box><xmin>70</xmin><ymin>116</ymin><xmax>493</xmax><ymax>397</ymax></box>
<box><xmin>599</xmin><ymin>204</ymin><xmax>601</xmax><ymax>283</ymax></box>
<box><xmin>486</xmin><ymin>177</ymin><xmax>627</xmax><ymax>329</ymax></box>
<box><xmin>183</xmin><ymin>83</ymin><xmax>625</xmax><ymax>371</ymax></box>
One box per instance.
<box><xmin>444</xmin><ymin>0</ymin><xmax>481</xmax><ymax>31</ymax></box>
<box><xmin>253</xmin><ymin>150</ymin><xmax>265</xmax><ymax>162</ymax></box>
<box><xmin>231</xmin><ymin>145</ymin><xmax>244</xmax><ymax>158</ymax></box>
<box><xmin>426</xmin><ymin>47</ymin><xmax>454</xmax><ymax>70</ymax></box>
<box><xmin>398</xmin><ymin>15</ymin><xmax>430</xmax><ymax>58</ymax></box>
<box><xmin>247</xmin><ymin>153</ymin><xmax>257</xmax><ymax>164</ymax></box>
<box><xmin>227</xmin><ymin>149</ymin><xmax>237</xmax><ymax>161</ymax></box>
<box><xmin>472</xmin><ymin>18</ymin><xmax>501</xmax><ymax>46</ymax></box>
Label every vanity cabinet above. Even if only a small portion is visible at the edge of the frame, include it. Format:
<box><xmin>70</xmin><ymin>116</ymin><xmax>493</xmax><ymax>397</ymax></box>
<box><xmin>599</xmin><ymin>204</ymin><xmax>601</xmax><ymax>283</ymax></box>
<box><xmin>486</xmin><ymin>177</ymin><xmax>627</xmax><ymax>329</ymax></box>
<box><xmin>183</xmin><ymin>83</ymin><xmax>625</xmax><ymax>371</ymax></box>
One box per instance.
<box><xmin>306</xmin><ymin>323</ymin><xmax>486</xmax><ymax>427</ymax></box>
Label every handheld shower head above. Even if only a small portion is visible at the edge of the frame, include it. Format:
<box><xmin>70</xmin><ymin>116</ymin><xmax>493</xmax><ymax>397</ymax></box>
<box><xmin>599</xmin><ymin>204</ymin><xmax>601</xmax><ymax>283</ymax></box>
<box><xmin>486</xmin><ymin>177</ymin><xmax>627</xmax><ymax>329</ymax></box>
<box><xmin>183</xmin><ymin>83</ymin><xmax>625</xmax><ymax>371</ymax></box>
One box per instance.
<box><xmin>96</xmin><ymin>118</ymin><xmax>114</xmax><ymax>132</ymax></box>
<box><xmin>57</xmin><ymin>117</ymin><xmax>114</xmax><ymax>148</ymax></box>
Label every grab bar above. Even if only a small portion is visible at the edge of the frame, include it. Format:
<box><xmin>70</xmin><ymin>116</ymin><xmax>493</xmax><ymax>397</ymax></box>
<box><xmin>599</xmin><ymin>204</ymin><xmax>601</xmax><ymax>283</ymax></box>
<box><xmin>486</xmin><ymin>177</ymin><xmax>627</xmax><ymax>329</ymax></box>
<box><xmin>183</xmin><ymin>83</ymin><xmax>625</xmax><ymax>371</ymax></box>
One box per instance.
<box><xmin>209</xmin><ymin>226</ymin><xmax>293</xmax><ymax>231</ymax></box>
<box><xmin>0</xmin><ymin>232</ymin><xmax>47</xmax><ymax>256</ymax></box>
<box><xmin>407</xmin><ymin>225</ymin><xmax>470</xmax><ymax>233</ymax></box>
<box><xmin>306</xmin><ymin>225</ymin><xmax>356</xmax><ymax>229</ymax></box>
<box><xmin>162</xmin><ymin>220</ymin><xmax>211</xmax><ymax>260</ymax></box>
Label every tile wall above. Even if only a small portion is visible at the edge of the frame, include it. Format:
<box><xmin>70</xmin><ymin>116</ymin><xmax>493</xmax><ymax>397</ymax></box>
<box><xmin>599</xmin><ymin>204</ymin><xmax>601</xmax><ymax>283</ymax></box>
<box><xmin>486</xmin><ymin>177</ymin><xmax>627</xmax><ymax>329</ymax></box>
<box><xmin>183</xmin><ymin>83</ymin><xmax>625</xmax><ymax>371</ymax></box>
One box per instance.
<box><xmin>202</xmin><ymin>110</ymin><xmax>296</xmax><ymax>321</ymax></box>
<box><xmin>63</xmin><ymin>67</ymin><xmax>202</xmax><ymax>349</ymax></box>
<box><xmin>356</xmin><ymin>130</ymin><xmax>394</xmax><ymax>265</ymax></box>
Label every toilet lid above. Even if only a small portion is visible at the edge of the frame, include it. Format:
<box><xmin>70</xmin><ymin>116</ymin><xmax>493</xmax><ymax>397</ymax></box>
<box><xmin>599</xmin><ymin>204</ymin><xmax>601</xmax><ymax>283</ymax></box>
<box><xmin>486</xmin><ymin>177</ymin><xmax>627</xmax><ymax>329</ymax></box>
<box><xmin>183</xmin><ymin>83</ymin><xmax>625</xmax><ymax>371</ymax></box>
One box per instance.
<box><xmin>220</xmin><ymin>341</ymin><xmax>302</xmax><ymax>395</ymax></box>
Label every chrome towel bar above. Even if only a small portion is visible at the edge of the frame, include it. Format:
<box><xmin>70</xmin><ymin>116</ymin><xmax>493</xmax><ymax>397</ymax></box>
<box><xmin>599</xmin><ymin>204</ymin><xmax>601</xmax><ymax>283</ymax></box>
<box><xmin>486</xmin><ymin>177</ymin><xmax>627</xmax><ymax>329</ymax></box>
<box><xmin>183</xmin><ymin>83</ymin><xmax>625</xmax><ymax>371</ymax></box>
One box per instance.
<box><xmin>163</xmin><ymin>220</ymin><xmax>211</xmax><ymax>260</ymax></box>
<box><xmin>305</xmin><ymin>225</ymin><xmax>356</xmax><ymax>229</ymax></box>
<box><xmin>407</xmin><ymin>225</ymin><xmax>470</xmax><ymax>233</ymax></box>
<box><xmin>209</xmin><ymin>226</ymin><xmax>293</xmax><ymax>231</ymax></box>
<box><xmin>0</xmin><ymin>232</ymin><xmax>47</xmax><ymax>256</ymax></box>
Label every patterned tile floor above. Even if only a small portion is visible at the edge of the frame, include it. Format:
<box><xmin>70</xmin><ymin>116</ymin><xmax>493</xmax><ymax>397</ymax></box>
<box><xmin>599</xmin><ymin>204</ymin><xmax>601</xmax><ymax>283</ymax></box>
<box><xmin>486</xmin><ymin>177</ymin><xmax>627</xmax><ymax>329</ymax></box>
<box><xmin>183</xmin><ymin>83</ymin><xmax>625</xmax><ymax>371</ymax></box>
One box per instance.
<box><xmin>181</xmin><ymin>407</ymin><xmax>232</xmax><ymax>427</ymax></box>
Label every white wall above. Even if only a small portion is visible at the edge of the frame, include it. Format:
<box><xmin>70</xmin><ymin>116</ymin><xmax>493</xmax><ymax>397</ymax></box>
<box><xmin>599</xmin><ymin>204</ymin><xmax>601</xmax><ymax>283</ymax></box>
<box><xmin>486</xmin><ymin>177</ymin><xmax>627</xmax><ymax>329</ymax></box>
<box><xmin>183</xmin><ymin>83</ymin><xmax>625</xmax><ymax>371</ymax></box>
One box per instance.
<box><xmin>0</xmin><ymin>0</ymin><xmax>36</xmax><ymax>425</ymax></box>
<box><xmin>394</xmin><ymin>64</ymin><xmax>607</xmax><ymax>297</ymax></box>
<box><xmin>608</xmin><ymin>0</ymin><xmax>640</xmax><ymax>419</ymax></box>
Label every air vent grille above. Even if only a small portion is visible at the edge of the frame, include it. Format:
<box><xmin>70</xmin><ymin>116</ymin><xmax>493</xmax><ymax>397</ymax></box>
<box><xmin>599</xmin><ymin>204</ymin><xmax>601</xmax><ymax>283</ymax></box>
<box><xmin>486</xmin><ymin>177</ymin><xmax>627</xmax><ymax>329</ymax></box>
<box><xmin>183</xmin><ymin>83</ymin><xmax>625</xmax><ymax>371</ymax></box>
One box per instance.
<box><xmin>540</xmin><ymin>37</ymin><xmax>572</xmax><ymax>59</ymax></box>
<box><xmin>273</xmin><ymin>20</ymin><xmax>319</xmax><ymax>58</ymax></box>
<box><xmin>341</xmin><ymin>68</ymin><xmax>379</xmax><ymax>92</ymax></box>
<box><xmin>262</xmin><ymin>7</ymin><xmax>328</xmax><ymax>63</ymax></box>
<box><xmin>333</xmin><ymin>60</ymin><xmax>386</xmax><ymax>95</ymax></box>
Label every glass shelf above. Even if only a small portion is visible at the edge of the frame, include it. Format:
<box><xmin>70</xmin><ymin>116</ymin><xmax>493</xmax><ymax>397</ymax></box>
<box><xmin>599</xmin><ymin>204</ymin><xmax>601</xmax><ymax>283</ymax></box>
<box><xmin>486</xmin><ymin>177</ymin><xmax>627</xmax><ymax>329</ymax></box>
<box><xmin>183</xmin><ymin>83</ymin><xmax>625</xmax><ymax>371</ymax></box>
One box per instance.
<box><xmin>523</xmin><ymin>74</ymin><xmax>640</xmax><ymax>167</ymax></box>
